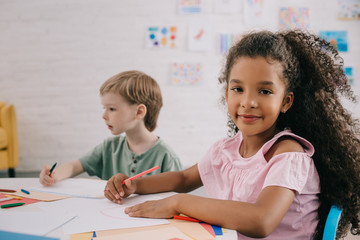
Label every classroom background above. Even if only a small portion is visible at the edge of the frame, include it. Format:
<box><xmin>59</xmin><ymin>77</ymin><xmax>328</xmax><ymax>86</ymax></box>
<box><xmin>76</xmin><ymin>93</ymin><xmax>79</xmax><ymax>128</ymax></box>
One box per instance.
<box><xmin>0</xmin><ymin>0</ymin><xmax>359</xmax><ymax>174</ymax></box>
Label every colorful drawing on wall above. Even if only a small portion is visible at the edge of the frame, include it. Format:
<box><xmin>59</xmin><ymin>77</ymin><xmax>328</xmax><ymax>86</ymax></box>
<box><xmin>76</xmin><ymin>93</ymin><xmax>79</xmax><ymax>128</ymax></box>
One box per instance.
<box><xmin>243</xmin><ymin>0</ymin><xmax>266</xmax><ymax>26</ymax></box>
<box><xmin>146</xmin><ymin>26</ymin><xmax>177</xmax><ymax>49</ymax></box>
<box><xmin>178</xmin><ymin>0</ymin><xmax>202</xmax><ymax>14</ymax></box>
<box><xmin>279</xmin><ymin>7</ymin><xmax>310</xmax><ymax>29</ymax></box>
<box><xmin>337</xmin><ymin>0</ymin><xmax>360</xmax><ymax>20</ymax></box>
<box><xmin>171</xmin><ymin>62</ymin><xmax>203</xmax><ymax>86</ymax></box>
<box><xmin>214</xmin><ymin>0</ymin><xmax>240</xmax><ymax>14</ymax></box>
<box><xmin>218</xmin><ymin>33</ymin><xmax>242</xmax><ymax>54</ymax></box>
<box><xmin>344</xmin><ymin>67</ymin><xmax>354</xmax><ymax>85</ymax></box>
<box><xmin>319</xmin><ymin>31</ymin><xmax>348</xmax><ymax>52</ymax></box>
<box><xmin>188</xmin><ymin>22</ymin><xmax>212</xmax><ymax>51</ymax></box>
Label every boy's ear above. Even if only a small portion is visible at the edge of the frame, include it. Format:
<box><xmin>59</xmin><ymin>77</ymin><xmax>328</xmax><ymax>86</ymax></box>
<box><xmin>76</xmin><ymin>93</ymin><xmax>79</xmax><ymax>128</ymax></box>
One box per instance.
<box><xmin>135</xmin><ymin>104</ymin><xmax>147</xmax><ymax>120</ymax></box>
<box><xmin>281</xmin><ymin>92</ymin><xmax>294</xmax><ymax>113</ymax></box>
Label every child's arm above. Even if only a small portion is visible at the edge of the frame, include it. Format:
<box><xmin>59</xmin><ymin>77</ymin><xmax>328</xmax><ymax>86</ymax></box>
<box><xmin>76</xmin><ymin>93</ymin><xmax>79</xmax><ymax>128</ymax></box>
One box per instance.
<box><xmin>125</xmin><ymin>185</ymin><xmax>295</xmax><ymax>238</ymax></box>
<box><xmin>39</xmin><ymin>159</ymin><xmax>85</xmax><ymax>186</ymax></box>
<box><xmin>105</xmin><ymin>164</ymin><xmax>202</xmax><ymax>204</ymax></box>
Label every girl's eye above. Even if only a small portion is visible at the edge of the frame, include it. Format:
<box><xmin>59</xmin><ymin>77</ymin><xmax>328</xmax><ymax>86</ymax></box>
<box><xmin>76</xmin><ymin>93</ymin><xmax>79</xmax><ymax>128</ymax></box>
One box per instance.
<box><xmin>231</xmin><ymin>87</ymin><xmax>243</xmax><ymax>92</ymax></box>
<box><xmin>109</xmin><ymin>107</ymin><xmax>116</xmax><ymax>111</ymax></box>
<box><xmin>260</xmin><ymin>89</ymin><xmax>272</xmax><ymax>95</ymax></box>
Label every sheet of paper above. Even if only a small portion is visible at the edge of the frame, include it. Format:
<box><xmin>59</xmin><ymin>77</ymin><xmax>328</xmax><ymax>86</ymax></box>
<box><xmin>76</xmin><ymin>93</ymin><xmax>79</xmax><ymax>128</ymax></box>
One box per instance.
<box><xmin>188</xmin><ymin>21</ymin><xmax>212</xmax><ymax>51</ymax></box>
<box><xmin>243</xmin><ymin>0</ymin><xmax>266</xmax><ymax>26</ymax></box>
<box><xmin>93</xmin><ymin>226</ymin><xmax>193</xmax><ymax>240</ymax></box>
<box><xmin>93</xmin><ymin>219</ymin><xmax>214</xmax><ymax>240</ymax></box>
<box><xmin>69</xmin><ymin>232</ymin><xmax>93</xmax><ymax>240</ymax></box>
<box><xmin>0</xmin><ymin>212</ymin><xmax>76</xmax><ymax>236</ymax></box>
<box><xmin>0</xmin><ymin>192</ymin><xmax>41</xmax><ymax>207</ymax></box>
<box><xmin>4</xmin><ymin>190</ymin><xmax>69</xmax><ymax>202</ymax></box>
<box><xmin>28</xmin><ymin>178</ymin><xmax>106</xmax><ymax>198</ymax></box>
<box><xmin>35</xmin><ymin>194</ymin><xmax>169</xmax><ymax>234</ymax></box>
<box><xmin>170</xmin><ymin>219</ymin><xmax>215</xmax><ymax>240</ymax></box>
<box><xmin>214</xmin><ymin>0</ymin><xmax>239</xmax><ymax>14</ymax></box>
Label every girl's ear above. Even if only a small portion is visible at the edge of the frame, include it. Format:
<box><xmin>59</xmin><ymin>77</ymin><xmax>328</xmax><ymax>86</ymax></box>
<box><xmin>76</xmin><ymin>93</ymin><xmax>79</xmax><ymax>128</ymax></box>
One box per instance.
<box><xmin>281</xmin><ymin>92</ymin><xmax>294</xmax><ymax>113</ymax></box>
<box><xmin>135</xmin><ymin>104</ymin><xmax>147</xmax><ymax>120</ymax></box>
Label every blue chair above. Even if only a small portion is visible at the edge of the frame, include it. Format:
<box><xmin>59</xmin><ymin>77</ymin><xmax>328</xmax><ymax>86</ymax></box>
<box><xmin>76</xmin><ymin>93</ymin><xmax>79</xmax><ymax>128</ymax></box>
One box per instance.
<box><xmin>323</xmin><ymin>205</ymin><xmax>342</xmax><ymax>240</ymax></box>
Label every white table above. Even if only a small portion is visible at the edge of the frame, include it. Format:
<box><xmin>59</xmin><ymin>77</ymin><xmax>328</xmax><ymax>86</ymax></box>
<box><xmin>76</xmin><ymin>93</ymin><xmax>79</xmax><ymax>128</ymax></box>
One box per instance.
<box><xmin>0</xmin><ymin>178</ymin><xmax>237</xmax><ymax>240</ymax></box>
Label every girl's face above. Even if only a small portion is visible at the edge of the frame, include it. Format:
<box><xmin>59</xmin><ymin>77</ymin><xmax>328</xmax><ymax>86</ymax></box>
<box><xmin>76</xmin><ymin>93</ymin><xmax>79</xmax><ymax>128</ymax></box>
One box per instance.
<box><xmin>101</xmin><ymin>92</ymin><xmax>138</xmax><ymax>135</ymax></box>
<box><xmin>226</xmin><ymin>56</ymin><xmax>293</xmax><ymax>137</ymax></box>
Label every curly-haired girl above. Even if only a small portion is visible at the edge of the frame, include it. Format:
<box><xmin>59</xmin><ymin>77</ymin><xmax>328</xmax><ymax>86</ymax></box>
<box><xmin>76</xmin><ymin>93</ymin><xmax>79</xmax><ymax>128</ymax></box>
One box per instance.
<box><xmin>104</xmin><ymin>30</ymin><xmax>360</xmax><ymax>240</ymax></box>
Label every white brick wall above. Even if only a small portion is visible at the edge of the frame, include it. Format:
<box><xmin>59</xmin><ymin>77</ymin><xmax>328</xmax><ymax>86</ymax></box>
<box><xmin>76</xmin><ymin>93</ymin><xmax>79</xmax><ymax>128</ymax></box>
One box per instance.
<box><xmin>0</xmin><ymin>0</ymin><xmax>359</xmax><ymax>171</ymax></box>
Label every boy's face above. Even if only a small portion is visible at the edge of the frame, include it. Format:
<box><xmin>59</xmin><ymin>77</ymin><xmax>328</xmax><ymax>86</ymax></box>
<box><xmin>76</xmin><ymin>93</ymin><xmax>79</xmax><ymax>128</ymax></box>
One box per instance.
<box><xmin>101</xmin><ymin>92</ymin><xmax>138</xmax><ymax>135</ymax></box>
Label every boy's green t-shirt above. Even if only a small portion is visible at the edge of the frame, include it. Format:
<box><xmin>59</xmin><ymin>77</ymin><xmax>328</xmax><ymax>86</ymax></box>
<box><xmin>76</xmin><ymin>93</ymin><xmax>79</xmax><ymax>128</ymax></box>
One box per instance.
<box><xmin>79</xmin><ymin>135</ymin><xmax>182</xmax><ymax>180</ymax></box>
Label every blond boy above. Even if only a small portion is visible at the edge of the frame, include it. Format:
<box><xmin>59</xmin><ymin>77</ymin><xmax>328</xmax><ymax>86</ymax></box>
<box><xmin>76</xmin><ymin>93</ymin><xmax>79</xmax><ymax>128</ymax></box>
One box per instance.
<box><xmin>40</xmin><ymin>71</ymin><xmax>182</xmax><ymax>185</ymax></box>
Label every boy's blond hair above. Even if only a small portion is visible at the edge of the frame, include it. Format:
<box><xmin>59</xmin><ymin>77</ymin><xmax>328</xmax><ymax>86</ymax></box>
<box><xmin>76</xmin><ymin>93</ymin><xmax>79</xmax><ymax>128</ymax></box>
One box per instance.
<box><xmin>100</xmin><ymin>70</ymin><xmax>163</xmax><ymax>132</ymax></box>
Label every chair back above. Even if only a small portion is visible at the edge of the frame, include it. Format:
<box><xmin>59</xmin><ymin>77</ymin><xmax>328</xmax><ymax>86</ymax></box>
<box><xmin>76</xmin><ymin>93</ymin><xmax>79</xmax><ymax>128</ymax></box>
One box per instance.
<box><xmin>322</xmin><ymin>205</ymin><xmax>342</xmax><ymax>240</ymax></box>
<box><xmin>0</xmin><ymin>104</ymin><xmax>19</xmax><ymax>169</ymax></box>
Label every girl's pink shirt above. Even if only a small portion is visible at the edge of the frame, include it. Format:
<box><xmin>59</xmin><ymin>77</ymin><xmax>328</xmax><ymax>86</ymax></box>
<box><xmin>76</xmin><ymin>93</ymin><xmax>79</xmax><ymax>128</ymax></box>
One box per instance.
<box><xmin>198</xmin><ymin>130</ymin><xmax>320</xmax><ymax>239</ymax></box>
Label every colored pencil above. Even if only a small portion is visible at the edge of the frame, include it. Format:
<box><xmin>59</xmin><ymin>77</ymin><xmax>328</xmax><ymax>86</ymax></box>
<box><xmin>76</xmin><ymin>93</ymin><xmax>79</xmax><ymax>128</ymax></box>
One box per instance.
<box><xmin>0</xmin><ymin>197</ymin><xmax>13</xmax><ymax>202</ymax></box>
<box><xmin>49</xmin><ymin>162</ymin><xmax>57</xmax><ymax>176</ymax></box>
<box><xmin>122</xmin><ymin>166</ymin><xmax>159</xmax><ymax>185</ymax></box>
<box><xmin>1</xmin><ymin>202</ymin><xmax>25</xmax><ymax>208</ymax></box>
<box><xmin>0</xmin><ymin>189</ymin><xmax>16</xmax><ymax>193</ymax></box>
<box><xmin>173</xmin><ymin>215</ymin><xmax>201</xmax><ymax>222</ymax></box>
<box><xmin>21</xmin><ymin>189</ymin><xmax>30</xmax><ymax>194</ymax></box>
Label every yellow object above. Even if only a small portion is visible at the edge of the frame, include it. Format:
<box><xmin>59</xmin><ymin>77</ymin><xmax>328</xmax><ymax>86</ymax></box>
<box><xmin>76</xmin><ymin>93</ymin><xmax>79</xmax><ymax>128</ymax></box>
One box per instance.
<box><xmin>5</xmin><ymin>194</ymin><xmax>22</xmax><ymax>200</ymax></box>
<box><xmin>0</xmin><ymin>128</ymin><xmax>8</xmax><ymax>149</ymax></box>
<box><xmin>0</xmin><ymin>102</ymin><xmax>19</xmax><ymax>177</ymax></box>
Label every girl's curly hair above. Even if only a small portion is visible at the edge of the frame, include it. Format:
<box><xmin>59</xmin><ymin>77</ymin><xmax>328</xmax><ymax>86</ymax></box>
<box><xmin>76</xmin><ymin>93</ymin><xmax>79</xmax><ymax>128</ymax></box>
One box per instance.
<box><xmin>218</xmin><ymin>30</ymin><xmax>360</xmax><ymax>240</ymax></box>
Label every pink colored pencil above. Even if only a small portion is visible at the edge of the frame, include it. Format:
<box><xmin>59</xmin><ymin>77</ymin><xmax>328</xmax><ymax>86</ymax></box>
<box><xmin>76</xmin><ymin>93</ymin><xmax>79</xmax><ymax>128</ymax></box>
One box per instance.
<box><xmin>122</xmin><ymin>166</ymin><xmax>159</xmax><ymax>185</ymax></box>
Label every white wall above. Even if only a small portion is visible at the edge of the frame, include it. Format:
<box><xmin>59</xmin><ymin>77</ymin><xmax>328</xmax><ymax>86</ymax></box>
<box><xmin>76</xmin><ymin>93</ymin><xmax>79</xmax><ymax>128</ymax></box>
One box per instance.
<box><xmin>0</xmin><ymin>0</ymin><xmax>359</xmax><ymax>172</ymax></box>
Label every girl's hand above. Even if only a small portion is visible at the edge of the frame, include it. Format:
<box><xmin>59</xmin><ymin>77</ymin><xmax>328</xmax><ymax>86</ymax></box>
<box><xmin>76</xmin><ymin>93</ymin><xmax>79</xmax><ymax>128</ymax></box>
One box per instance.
<box><xmin>124</xmin><ymin>194</ymin><xmax>180</xmax><ymax>219</ymax></box>
<box><xmin>39</xmin><ymin>165</ymin><xmax>56</xmax><ymax>186</ymax></box>
<box><xmin>104</xmin><ymin>173</ymin><xmax>136</xmax><ymax>204</ymax></box>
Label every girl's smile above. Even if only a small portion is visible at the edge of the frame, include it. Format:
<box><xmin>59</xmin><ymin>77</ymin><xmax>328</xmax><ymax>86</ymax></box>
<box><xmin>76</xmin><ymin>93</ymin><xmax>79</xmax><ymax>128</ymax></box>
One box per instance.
<box><xmin>237</xmin><ymin>114</ymin><xmax>262</xmax><ymax>124</ymax></box>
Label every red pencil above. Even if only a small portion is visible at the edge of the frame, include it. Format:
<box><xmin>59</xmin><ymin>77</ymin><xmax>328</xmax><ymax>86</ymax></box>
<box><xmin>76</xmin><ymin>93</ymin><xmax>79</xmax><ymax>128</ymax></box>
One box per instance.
<box><xmin>122</xmin><ymin>166</ymin><xmax>160</xmax><ymax>185</ymax></box>
<box><xmin>173</xmin><ymin>215</ymin><xmax>201</xmax><ymax>222</ymax></box>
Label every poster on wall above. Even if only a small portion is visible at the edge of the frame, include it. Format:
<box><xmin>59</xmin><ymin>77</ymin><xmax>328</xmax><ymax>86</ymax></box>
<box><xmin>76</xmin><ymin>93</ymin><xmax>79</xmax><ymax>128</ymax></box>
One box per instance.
<box><xmin>279</xmin><ymin>7</ymin><xmax>310</xmax><ymax>29</ymax></box>
<box><xmin>218</xmin><ymin>33</ymin><xmax>242</xmax><ymax>54</ymax></box>
<box><xmin>214</xmin><ymin>0</ymin><xmax>240</xmax><ymax>14</ymax></box>
<box><xmin>178</xmin><ymin>0</ymin><xmax>202</xmax><ymax>14</ymax></box>
<box><xmin>337</xmin><ymin>0</ymin><xmax>360</xmax><ymax>20</ymax></box>
<box><xmin>319</xmin><ymin>31</ymin><xmax>348</xmax><ymax>52</ymax></box>
<box><xmin>145</xmin><ymin>26</ymin><xmax>178</xmax><ymax>49</ymax></box>
<box><xmin>344</xmin><ymin>67</ymin><xmax>354</xmax><ymax>85</ymax></box>
<box><xmin>188</xmin><ymin>22</ymin><xmax>212</xmax><ymax>51</ymax></box>
<box><xmin>171</xmin><ymin>62</ymin><xmax>203</xmax><ymax>86</ymax></box>
<box><xmin>243</xmin><ymin>0</ymin><xmax>266</xmax><ymax>26</ymax></box>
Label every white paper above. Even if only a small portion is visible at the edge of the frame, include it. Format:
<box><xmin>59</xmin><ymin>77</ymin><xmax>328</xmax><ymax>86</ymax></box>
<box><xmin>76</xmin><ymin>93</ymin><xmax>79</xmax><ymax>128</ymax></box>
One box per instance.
<box><xmin>178</xmin><ymin>0</ymin><xmax>202</xmax><ymax>15</ymax></box>
<box><xmin>145</xmin><ymin>26</ymin><xmax>178</xmax><ymax>49</ymax></box>
<box><xmin>38</xmin><ymin>195</ymin><xmax>170</xmax><ymax>234</ymax></box>
<box><xmin>243</xmin><ymin>0</ymin><xmax>266</xmax><ymax>26</ymax></box>
<box><xmin>188</xmin><ymin>22</ymin><xmax>212</xmax><ymax>51</ymax></box>
<box><xmin>28</xmin><ymin>178</ymin><xmax>106</xmax><ymax>198</ymax></box>
<box><xmin>0</xmin><ymin>212</ymin><xmax>76</xmax><ymax>236</ymax></box>
<box><xmin>214</xmin><ymin>0</ymin><xmax>239</xmax><ymax>14</ymax></box>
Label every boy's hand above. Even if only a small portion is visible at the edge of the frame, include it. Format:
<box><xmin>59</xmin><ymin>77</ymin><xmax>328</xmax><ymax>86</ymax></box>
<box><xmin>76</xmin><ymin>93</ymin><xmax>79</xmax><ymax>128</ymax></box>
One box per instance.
<box><xmin>39</xmin><ymin>165</ymin><xmax>56</xmax><ymax>186</ymax></box>
<box><xmin>104</xmin><ymin>173</ymin><xmax>136</xmax><ymax>204</ymax></box>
